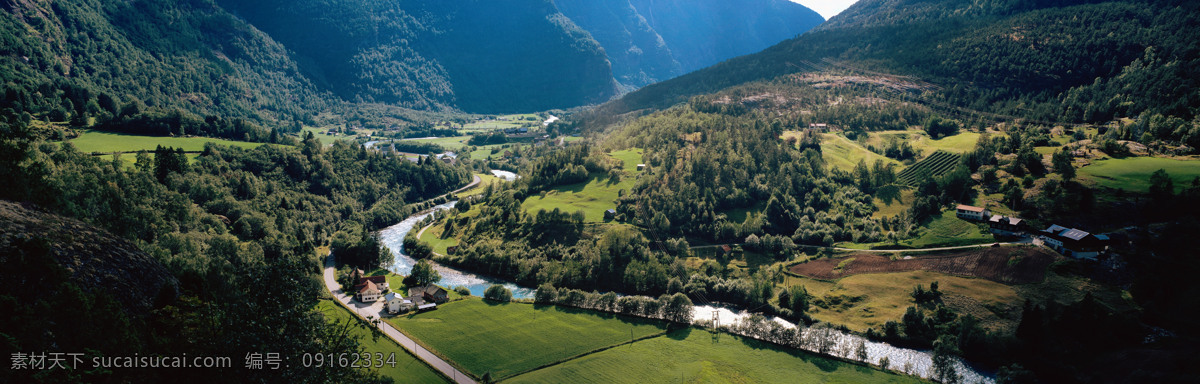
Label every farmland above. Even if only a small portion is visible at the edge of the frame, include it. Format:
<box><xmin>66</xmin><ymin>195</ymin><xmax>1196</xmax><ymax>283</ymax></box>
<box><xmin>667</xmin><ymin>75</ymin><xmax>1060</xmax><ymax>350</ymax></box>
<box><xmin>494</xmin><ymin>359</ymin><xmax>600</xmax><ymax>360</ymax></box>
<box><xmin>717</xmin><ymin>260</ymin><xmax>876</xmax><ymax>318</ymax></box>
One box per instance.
<box><xmin>789</xmin><ymin>246</ymin><xmax>1060</xmax><ymax>284</ymax></box>
<box><xmin>315</xmin><ymin>300</ymin><xmax>448</xmax><ymax>383</ymax></box>
<box><xmin>817</xmin><ymin>133</ymin><xmax>902</xmax><ymax>171</ymax></box>
<box><xmin>385</xmin><ymin>299</ymin><xmax>668</xmax><ymax>380</ymax></box>
<box><xmin>67</xmin><ymin>129</ymin><xmax>267</xmax><ymax>153</ymax></box>
<box><xmin>506</xmin><ymin>327</ymin><xmax>923</xmax><ymax>384</ymax></box>
<box><xmin>1078</xmin><ymin>156</ymin><xmax>1200</xmax><ymax>193</ymax></box>
<box><xmin>895</xmin><ymin>151</ymin><xmax>962</xmax><ymax>185</ymax></box>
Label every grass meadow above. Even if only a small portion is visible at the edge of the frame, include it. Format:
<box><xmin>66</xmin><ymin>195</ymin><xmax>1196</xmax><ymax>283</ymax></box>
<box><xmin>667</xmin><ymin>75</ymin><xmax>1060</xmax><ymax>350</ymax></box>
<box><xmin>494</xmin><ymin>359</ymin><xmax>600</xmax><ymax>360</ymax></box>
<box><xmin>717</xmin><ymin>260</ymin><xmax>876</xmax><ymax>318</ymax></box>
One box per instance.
<box><xmin>315</xmin><ymin>300</ymin><xmax>449</xmax><ymax>383</ymax></box>
<box><xmin>385</xmin><ymin>299</ymin><xmax>668</xmax><ymax>380</ymax></box>
<box><xmin>1078</xmin><ymin>156</ymin><xmax>1200</xmax><ymax>193</ymax></box>
<box><xmin>68</xmin><ymin>129</ymin><xmax>266</xmax><ymax>153</ymax></box>
<box><xmin>506</xmin><ymin>327</ymin><xmax>924</xmax><ymax>384</ymax></box>
<box><xmin>519</xmin><ymin>150</ymin><xmax>642</xmax><ymax>222</ymax></box>
<box><xmin>817</xmin><ymin>133</ymin><xmax>902</xmax><ymax>172</ymax></box>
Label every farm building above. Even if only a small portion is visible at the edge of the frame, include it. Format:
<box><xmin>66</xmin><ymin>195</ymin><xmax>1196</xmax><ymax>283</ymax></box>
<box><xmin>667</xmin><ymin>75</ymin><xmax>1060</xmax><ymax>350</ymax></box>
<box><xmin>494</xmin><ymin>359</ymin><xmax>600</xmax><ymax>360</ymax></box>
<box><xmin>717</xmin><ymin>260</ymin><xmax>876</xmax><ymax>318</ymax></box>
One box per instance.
<box><xmin>356</xmin><ymin>280</ymin><xmax>382</xmax><ymax>302</ymax></box>
<box><xmin>636</xmin><ymin>164</ymin><xmax>646</xmax><ymax>171</ymax></box>
<box><xmin>446</xmin><ymin>245</ymin><xmax>458</xmax><ymax>255</ymax></box>
<box><xmin>385</xmin><ymin>292</ymin><xmax>413</xmax><ymax>314</ymax></box>
<box><xmin>955</xmin><ymin>204</ymin><xmax>990</xmax><ymax>221</ymax></box>
<box><xmin>435</xmin><ymin>151</ymin><xmax>457</xmax><ymax>165</ymax></box>
<box><xmin>988</xmin><ymin>215</ymin><xmax>1026</xmax><ymax>236</ymax></box>
<box><xmin>1037</xmin><ymin>224</ymin><xmax>1108</xmax><ymax>260</ymax></box>
<box><xmin>409</xmin><ymin>285</ymin><xmax>449</xmax><ymax>307</ymax></box>
<box><xmin>604</xmin><ymin>209</ymin><xmax>617</xmax><ymax>221</ymax></box>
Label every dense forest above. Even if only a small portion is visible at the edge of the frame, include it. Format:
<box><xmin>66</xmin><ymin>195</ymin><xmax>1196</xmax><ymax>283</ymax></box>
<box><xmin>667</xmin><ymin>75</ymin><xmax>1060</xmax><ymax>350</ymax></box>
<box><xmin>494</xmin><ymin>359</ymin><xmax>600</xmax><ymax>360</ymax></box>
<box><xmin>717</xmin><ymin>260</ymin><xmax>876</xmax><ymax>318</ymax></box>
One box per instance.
<box><xmin>0</xmin><ymin>114</ymin><xmax>470</xmax><ymax>382</ymax></box>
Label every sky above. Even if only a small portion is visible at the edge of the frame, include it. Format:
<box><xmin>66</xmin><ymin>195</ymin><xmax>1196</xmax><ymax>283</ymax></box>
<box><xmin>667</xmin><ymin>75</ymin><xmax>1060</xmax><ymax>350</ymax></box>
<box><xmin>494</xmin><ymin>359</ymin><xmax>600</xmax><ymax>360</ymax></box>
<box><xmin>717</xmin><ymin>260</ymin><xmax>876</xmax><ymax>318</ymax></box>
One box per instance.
<box><xmin>789</xmin><ymin>0</ymin><xmax>859</xmax><ymax>21</ymax></box>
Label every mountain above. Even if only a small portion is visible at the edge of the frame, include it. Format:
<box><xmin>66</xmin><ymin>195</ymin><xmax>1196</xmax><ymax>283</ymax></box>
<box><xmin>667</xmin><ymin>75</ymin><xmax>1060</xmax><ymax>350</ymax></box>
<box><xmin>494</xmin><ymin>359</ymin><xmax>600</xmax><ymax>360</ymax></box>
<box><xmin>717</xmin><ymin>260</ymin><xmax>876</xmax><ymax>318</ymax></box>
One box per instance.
<box><xmin>603</xmin><ymin>0</ymin><xmax>1200</xmax><ymax>125</ymax></box>
<box><xmin>216</xmin><ymin>0</ymin><xmax>618</xmax><ymax>114</ymax></box>
<box><xmin>0</xmin><ymin>0</ymin><xmax>825</xmax><ymax>124</ymax></box>
<box><xmin>0</xmin><ymin>0</ymin><xmax>328</xmax><ymax>126</ymax></box>
<box><xmin>555</xmin><ymin>0</ymin><xmax>824</xmax><ymax>89</ymax></box>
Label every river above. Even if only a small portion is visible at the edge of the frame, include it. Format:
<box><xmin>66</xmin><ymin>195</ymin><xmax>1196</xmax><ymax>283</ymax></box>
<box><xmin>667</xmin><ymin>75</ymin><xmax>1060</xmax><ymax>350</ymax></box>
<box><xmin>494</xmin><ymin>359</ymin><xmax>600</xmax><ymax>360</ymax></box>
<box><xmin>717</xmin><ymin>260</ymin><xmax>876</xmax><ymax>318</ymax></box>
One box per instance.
<box><xmin>379</xmin><ymin>201</ymin><xmax>535</xmax><ymax>299</ymax></box>
<box><xmin>378</xmin><ymin>201</ymin><xmax>992</xmax><ymax>383</ymax></box>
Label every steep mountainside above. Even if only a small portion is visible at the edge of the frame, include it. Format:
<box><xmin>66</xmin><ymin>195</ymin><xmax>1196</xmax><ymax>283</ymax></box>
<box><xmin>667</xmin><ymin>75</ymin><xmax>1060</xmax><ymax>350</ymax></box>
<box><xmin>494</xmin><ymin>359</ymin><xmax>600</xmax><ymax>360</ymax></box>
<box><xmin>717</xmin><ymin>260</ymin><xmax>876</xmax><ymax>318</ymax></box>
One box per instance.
<box><xmin>217</xmin><ymin>0</ymin><xmax>618</xmax><ymax>114</ymax></box>
<box><xmin>554</xmin><ymin>0</ymin><xmax>681</xmax><ymax>90</ymax></box>
<box><xmin>556</xmin><ymin>0</ymin><xmax>824</xmax><ymax>89</ymax></box>
<box><xmin>628</xmin><ymin>0</ymin><xmax>824</xmax><ymax>73</ymax></box>
<box><xmin>603</xmin><ymin>0</ymin><xmax>1200</xmax><ymax>125</ymax></box>
<box><xmin>0</xmin><ymin>0</ymin><xmax>328</xmax><ymax>126</ymax></box>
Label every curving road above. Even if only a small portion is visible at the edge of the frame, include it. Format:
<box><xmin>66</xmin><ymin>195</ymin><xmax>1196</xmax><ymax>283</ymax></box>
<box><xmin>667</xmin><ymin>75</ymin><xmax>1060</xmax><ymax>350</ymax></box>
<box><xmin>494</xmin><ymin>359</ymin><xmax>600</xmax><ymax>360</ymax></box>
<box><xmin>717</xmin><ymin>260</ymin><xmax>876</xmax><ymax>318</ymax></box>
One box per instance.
<box><xmin>323</xmin><ymin>253</ymin><xmax>477</xmax><ymax>384</ymax></box>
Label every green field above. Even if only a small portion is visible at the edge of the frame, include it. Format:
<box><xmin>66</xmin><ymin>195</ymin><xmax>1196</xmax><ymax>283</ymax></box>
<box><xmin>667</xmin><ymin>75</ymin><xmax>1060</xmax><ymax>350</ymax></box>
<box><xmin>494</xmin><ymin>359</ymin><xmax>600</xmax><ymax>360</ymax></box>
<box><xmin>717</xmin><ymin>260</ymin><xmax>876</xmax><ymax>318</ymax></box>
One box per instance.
<box><xmin>1078</xmin><ymin>156</ymin><xmax>1200</xmax><ymax>193</ymax></box>
<box><xmin>521</xmin><ymin>174</ymin><xmax>636</xmax><ymax>222</ymax></box>
<box><xmin>386</xmin><ymin>299</ymin><xmax>668</xmax><ymax>380</ymax></box>
<box><xmin>506</xmin><ymin>327</ymin><xmax>922</xmax><ymax>384</ymax></box>
<box><xmin>519</xmin><ymin>150</ymin><xmax>641</xmax><ymax>222</ymax></box>
<box><xmin>867</xmin><ymin>130</ymin><xmax>980</xmax><ymax>155</ymax></box>
<box><xmin>906</xmin><ymin>214</ymin><xmax>993</xmax><ymax>248</ymax></box>
<box><xmin>67</xmin><ymin>130</ymin><xmax>267</xmax><ymax>153</ymax></box>
<box><xmin>407</xmin><ymin>136</ymin><xmax>473</xmax><ymax>151</ymax></box>
<box><xmin>818</xmin><ymin>133</ymin><xmax>902</xmax><ymax>172</ymax></box>
<box><xmin>608</xmin><ymin>148</ymin><xmax>644</xmax><ymax>172</ymax></box>
<box><xmin>315</xmin><ymin>300</ymin><xmax>449</xmax><ymax>383</ymax></box>
<box><xmin>418</xmin><ymin>223</ymin><xmax>458</xmax><ymax>256</ymax></box>
<box><xmin>301</xmin><ymin>126</ymin><xmax>350</xmax><ymax>146</ymax></box>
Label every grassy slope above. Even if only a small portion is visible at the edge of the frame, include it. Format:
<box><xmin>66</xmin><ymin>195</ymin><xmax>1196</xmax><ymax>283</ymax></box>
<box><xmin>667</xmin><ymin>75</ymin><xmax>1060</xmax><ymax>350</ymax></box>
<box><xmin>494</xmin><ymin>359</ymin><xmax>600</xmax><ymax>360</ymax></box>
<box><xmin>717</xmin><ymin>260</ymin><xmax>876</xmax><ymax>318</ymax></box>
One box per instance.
<box><xmin>786</xmin><ymin>270</ymin><xmax>1020</xmax><ymax>332</ymax></box>
<box><xmin>68</xmin><ymin>130</ymin><xmax>267</xmax><ymax>153</ymax></box>
<box><xmin>315</xmin><ymin>300</ymin><xmax>449</xmax><ymax>383</ymax></box>
<box><xmin>905</xmin><ymin>214</ymin><xmax>993</xmax><ymax>248</ymax></box>
<box><xmin>506</xmin><ymin>327</ymin><xmax>923</xmax><ymax>384</ymax></box>
<box><xmin>818</xmin><ymin>133</ymin><xmax>902</xmax><ymax>171</ymax></box>
<box><xmin>408</xmin><ymin>136</ymin><xmax>473</xmax><ymax>151</ymax></box>
<box><xmin>418</xmin><ymin>223</ymin><xmax>457</xmax><ymax>256</ymax></box>
<box><xmin>867</xmin><ymin>130</ymin><xmax>980</xmax><ymax>156</ymax></box>
<box><xmin>1078</xmin><ymin>157</ymin><xmax>1200</xmax><ymax>193</ymax></box>
<box><xmin>520</xmin><ymin>150</ymin><xmax>642</xmax><ymax>222</ymax></box>
<box><xmin>385</xmin><ymin>299</ymin><xmax>668</xmax><ymax>380</ymax></box>
<box><xmin>873</xmin><ymin>189</ymin><xmax>913</xmax><ymax>219</ymax></box>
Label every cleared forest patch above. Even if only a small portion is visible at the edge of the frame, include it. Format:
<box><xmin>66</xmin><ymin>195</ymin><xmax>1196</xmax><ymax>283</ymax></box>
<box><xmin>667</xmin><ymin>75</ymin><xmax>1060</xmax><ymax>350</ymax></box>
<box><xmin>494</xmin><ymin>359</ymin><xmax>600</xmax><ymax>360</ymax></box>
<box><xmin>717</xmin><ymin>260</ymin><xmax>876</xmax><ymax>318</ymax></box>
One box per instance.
<box><xmin>789</xmin><ymin>246</ymin><xmax>1060</xmax><ymax>284</ymax></box>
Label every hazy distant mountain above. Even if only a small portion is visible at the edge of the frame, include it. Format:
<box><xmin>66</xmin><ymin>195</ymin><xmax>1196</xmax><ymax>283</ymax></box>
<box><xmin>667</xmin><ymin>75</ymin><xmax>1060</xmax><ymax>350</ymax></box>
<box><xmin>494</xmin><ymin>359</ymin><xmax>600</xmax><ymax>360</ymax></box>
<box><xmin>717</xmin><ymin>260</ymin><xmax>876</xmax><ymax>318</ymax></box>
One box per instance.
<box><xmin>556</xmin><ymin>0</ymin><xmax>824</xmax><ymax>89</ymax></box>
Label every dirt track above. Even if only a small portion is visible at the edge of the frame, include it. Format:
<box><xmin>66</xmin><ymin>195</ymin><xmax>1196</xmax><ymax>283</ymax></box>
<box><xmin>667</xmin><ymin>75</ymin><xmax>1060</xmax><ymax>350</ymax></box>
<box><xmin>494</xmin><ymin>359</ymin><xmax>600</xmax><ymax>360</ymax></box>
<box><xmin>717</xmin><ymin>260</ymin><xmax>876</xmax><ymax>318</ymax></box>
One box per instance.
<box><xmin>789</xmin><ymin>246</ymin><xmax>1061</xmax><ymax>284</ymax></box>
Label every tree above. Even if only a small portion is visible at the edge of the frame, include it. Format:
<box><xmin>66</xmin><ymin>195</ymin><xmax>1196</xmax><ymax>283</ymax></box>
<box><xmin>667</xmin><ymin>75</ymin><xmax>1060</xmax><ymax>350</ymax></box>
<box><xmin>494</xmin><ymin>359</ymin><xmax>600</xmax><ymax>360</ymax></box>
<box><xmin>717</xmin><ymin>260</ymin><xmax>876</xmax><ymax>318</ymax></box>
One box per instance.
<box><xmin>662</xmin><ymin>293</ymin><xmax>694</xmax><ymax>324</ymax></box>
<box><xmin>1051</xmin><ymin>149</ymin><xmax>1075</xmax><ymax>180</ymax></box>
<box><xmin>1149</xmin><ymin>168</ymin><xmax>1174</xmax><ymax>202</ymax></box>
<box><xmin>932</xmin><ymin>334</ymin><xmax>962</xmax><ymax>384</ymax></box>
<box><xmin>408</xmin><ymin>260</ymin><xmax>440</xmax><ymax>287</ymax></box>
<box><xmin>483</xmin><ymin>284</ymin><xmax>512</xmax><ymax>302</ymax></box>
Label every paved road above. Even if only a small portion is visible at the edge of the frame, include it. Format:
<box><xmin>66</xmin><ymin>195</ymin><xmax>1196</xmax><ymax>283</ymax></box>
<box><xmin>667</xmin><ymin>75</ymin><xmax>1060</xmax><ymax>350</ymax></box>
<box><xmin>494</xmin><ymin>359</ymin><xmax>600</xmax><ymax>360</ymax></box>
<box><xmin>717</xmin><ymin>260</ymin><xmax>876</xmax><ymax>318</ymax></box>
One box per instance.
<box><xmin>323</xmin><ymin>252</ymin><xmax>476</xmax><ymax>384</ymax></box>
<box><xmin>446</xmin><ymin>175</ymin><xmax>482</xmax><ymax>197</ymax></box>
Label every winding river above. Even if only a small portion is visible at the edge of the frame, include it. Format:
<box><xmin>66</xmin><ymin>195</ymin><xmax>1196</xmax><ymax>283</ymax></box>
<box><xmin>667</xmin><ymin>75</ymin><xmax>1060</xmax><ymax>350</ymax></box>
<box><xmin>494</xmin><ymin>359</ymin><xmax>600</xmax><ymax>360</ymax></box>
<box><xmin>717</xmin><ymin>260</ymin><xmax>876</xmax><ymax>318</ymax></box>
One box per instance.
<box><xmin>379</xmin><ymin>201</ymin><xmax>535</xmax><ymax>299</ymax></box>
<box><xmin>379</xmin><ymin>201</ymin><xmax>993</xmax><ymax>383</ymax></box>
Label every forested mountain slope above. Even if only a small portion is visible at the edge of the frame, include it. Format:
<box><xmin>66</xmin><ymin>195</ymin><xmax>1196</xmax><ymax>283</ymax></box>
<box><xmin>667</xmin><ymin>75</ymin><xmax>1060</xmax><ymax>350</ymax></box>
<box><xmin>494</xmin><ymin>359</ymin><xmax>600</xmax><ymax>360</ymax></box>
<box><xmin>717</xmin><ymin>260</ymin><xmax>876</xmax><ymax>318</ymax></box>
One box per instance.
<box><xmin>217</xmin><ymin>0</ymin><xmax>619</xmax><ymax>114</ymax></box>
<box><xmin>604</xmin><ymin>0</ymin><xmax>1200</xmax><ymax>126</ymax></box>
<box><xmin>0</xmin><ymin>0</ymin><xmax>327</xmax><ymax>126</ymax></box>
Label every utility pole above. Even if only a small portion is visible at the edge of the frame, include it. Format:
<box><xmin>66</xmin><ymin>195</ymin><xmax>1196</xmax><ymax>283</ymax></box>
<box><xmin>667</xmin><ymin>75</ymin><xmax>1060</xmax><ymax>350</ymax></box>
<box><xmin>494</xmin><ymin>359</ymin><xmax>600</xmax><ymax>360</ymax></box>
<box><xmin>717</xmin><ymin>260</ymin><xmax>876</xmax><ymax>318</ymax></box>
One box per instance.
<box><xmin>712</xmin><ymin>310</ymin><xmax>719</xmax><ymax>329</ymax></box>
